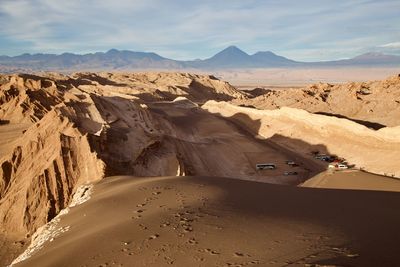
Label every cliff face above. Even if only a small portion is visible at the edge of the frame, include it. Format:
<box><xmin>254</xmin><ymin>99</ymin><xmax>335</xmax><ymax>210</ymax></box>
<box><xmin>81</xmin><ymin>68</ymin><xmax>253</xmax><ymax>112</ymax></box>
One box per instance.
<box><xmin>0</xmin><ymin>76</ymin><xmax>104</xmax><ymax>238</ymax></box>
<box><xmin>0</xmin><ymin>112</ymin><xmax>103</xmax><ymax>233</ymax></box>
<box><xmin>0</xmin><ymin>72</ymin><xmax>245</xmax><ymax>245</ymax></box>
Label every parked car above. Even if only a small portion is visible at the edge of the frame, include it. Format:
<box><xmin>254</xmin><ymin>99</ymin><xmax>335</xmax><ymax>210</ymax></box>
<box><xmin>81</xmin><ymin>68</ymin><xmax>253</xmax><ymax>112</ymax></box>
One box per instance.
<box><xmin>256</xmin><ymin>163</ymin><xmax>276</xmax><ymax>170</ymax></box>
<box><xmin>328</xmin><ymin>163</ymin><xmax>349</xmax><ymax>170</ymax></box>
<box><xmin>286</xmin><ymin>160</ymin><xmax>299</xmax><ymax>167</ymax></box>
<box><xmin>337</xmin><ymin>164</ymin><xmax>348</xmax><ymax>169</ymax></box>
<box><xmin>315</xmin><ymin>154</ymin><xmax>328</xmax><ymax>159</ymax></box>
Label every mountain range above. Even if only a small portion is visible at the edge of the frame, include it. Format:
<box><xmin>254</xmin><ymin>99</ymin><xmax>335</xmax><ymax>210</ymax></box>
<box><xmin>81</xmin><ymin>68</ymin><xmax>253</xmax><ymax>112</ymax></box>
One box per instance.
<box><xmin>0</xmin><ymin>46</ymin><xmax>399</xmax><ymax>72</ymax></box>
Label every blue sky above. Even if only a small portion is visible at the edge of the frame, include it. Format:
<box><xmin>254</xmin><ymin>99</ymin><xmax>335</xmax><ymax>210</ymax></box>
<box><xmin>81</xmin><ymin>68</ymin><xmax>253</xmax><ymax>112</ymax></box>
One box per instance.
<box><xmin>0</xmin><ymin>0</ymin><xmax>399</xmax><ymax>61</ymax></box>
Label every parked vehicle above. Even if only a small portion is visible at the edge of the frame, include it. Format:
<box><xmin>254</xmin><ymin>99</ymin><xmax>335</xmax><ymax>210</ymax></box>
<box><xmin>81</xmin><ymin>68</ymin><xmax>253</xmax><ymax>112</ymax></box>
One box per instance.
<box><xmin>286</xmin><ymin>160</ymin><xmax>299</xmax><ymax>167</ymax></box>
<box><xmin>315</xmin><ymin>154</ymin><xmax>337</xmax><ymax>162</ymax></box>
<box><xmin>322</xmin><ymin>156</ymin><xmax>332</xmax><ymax>162</ymax></box>
<box><xmin>314</xmin><ymin>154</ymin><xmax>328</xmax><ymax>159</ymax></box>
<box><xmin>284</xmin><ymin>171</ymin><xmax>298</xmax><ymax>175</ymax></box>
<box><xmin>328</xmin><ymin>163</ymin><xmax>349</xmax><ymax>170</ymax></box>
<box><xmin>337</xmin><ymin>164</ymin><xmax>348</xmax><ymax>169</ymax></box>
<box><xmin>256</xmin><ymin>163</ymin><xmax>276</xmax><ymax>170</ymax></box>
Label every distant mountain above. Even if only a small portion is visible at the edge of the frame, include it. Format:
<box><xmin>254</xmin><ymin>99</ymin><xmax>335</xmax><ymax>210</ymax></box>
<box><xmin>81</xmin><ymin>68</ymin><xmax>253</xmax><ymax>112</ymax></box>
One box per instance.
<box><xmin>0</xmin><ymin>47</ymin><xmax>399</xmax><ymax>72</ymax></box>
<box><xmin>187</xmin><ymin>46</ymin><xmax>297</xmax><ymax>68</ymax></box>
<box><xmin>252</xmin><ymin>51</ymin><xmax>299</xmax><ymax>66</ymax></box>
<box><xmin>311</xmin><ymin>52</ymin><xmax>400</xmax><ymax>67</ymax></box>
<box><xmin>345</xmin><ymin>52</ymin><xmax>400</xmax><ymax>65</ymax></box>
<box><xmin>0</xmin><ymin>49</ymin><xmax>182</xmax><ymax>71</ymax></box>
<box><xmin>202</xmin><ymin>46</ymin><xmax>253</xmax><ymax>67</ymax></box>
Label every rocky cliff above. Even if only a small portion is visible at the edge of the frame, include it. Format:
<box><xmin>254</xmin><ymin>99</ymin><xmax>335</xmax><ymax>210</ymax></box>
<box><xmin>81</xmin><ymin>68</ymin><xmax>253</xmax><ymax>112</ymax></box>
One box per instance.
<box><xmin>0</xmin><ymin>72</ymin><xmax>246</xmax><ymax>253</ymax></box>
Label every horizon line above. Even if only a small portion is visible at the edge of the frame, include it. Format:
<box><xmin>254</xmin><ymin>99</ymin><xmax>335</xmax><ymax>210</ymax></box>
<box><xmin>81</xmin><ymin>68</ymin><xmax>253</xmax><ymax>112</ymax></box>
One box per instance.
<box><xmin>0</xmin><ymin>46</ymin><xmax>397</xmax><ymax>63</ymax></box>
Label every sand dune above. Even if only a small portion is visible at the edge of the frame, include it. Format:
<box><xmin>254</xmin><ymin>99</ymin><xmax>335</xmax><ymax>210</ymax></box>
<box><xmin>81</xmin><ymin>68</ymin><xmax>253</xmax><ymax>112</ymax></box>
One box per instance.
<box><xmin>13</xmin><ymin>175</ymin><xmax>400</xmax><ymax>267</ymax></box>
<box><xmin>302</xmin><ymin>170</ymin><xmax>400</xmax><ymax>192</ymax></box>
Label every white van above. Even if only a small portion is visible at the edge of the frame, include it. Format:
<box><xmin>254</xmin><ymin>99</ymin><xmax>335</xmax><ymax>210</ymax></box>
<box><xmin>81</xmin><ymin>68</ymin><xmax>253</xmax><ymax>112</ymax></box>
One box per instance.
<box><xmin>256</xmin><ymin>163</ymin><xmax>276</xmax><ymax>170</ymax></box>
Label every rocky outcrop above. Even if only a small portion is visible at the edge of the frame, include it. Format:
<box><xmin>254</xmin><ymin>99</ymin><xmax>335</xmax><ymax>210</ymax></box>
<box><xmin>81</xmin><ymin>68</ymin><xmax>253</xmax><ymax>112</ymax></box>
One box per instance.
<box><xmin>70</xmin><ymin>72</ymin><xmax>248</xmax><ymax>103</ymax></box>
<box><xmin>0</xmin><ymin>72</ymin><xmax>245</xmax><ymax>245</ymax></box>
<box><xmin>235</xmin><ymin>74</ymin><xmax>400</xmax><ymax>127</ymax></box>
<box><xmin>0</xmin><ymin>112</ymin><xmax>103</xmax><ymax>235</ymax></box>
<box><xmin>0</xmin><ymin>74</ymin><xmax>105</xmax><ymax>239</ymax></box>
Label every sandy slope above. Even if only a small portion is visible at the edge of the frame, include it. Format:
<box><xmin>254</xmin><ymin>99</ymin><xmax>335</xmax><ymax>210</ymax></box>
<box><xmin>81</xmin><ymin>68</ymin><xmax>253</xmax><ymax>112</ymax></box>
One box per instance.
<box><xmin>13</xmin><ymin>175</ymin><xmax>400</xmax><ymax>267</ymax></box>
<box><xmin>203</xmin><ymin>101</ymin><xmax>400</xmax><ymax>178</ymax></box>
<box><xmin>302</xmin><ymin>170</ymin><xmax>400</xmax><ymax>192</ymax></box>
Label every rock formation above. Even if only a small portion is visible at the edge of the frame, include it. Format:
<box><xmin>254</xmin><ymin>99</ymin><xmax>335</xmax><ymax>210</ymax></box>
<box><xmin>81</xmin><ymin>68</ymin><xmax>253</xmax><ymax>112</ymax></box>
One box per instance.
<box><xmin>0</xmin><ymin>72</ymin><xmax>247</xmax><ymax>256</ymax></box>
<box><xmin>235</xmin><ymin>74</ymin><xmax>400</xmax><ymax>127</ymax></box>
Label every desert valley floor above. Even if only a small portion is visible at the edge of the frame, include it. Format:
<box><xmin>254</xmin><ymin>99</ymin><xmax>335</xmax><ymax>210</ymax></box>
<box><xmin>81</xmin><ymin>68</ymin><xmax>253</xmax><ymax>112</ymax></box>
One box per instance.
<box><xmin>1</xmin><ymin>72</ymin><xmax>400</xmax><ymax>266</ymax></box>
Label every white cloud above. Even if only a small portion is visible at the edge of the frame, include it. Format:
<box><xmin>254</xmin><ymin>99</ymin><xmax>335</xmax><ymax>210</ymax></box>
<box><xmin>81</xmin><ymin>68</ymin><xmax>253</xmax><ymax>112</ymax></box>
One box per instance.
<box><xmin>0</xmin><ymin>0</ymin><xmax>399</xmax><ymax>60</ymax></box>
<box><xmin>379</xmin><ymin>42</ymin><xmax>400</xmax><ymax>48</ymax></box>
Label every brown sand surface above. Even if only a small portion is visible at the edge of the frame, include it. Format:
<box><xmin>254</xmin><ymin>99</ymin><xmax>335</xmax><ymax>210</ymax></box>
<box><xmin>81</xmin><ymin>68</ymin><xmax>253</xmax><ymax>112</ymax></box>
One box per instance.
<box><xmin>14</xmin><ymin>175</ymin><xmax>400</xmax><ymax>267</ymax></box>
<box><xmin>302</xmin><ymin>170</ymin><xmax>400</xmax><ymax>192</ymax></box>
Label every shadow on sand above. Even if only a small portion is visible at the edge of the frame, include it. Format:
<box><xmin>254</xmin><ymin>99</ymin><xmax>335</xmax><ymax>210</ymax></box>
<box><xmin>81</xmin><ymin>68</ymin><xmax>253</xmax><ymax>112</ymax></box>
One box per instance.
<box><xmin>315</xmin><ymin>111</ymin><xmax>386</xmax><ymax>130</ymax></box>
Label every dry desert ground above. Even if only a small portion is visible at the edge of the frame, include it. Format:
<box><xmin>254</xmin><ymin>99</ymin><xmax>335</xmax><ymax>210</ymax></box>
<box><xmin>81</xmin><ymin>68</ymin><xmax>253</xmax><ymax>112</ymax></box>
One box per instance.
<box><xmin>1</xmin><ymin>71</ymin><xmax>400</xmax><ymax>266</ymax></box>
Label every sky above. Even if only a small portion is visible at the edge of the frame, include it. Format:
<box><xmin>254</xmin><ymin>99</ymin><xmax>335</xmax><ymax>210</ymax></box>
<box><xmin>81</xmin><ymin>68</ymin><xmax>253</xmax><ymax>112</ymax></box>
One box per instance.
<box><xmin>0</xmin><ymin>0</ymin><xmax>399</xmax><ymax>61</ymax></box>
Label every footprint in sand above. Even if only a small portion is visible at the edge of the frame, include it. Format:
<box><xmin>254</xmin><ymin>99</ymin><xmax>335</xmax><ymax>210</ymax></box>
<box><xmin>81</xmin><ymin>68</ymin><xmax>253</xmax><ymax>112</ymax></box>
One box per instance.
<box><xmin>148</xmin><ymin>234</ymin><xmax>160</xmax><ymax>240</ymax></box>
<box><xmin>160</xmin><ymin>222</ymin><xmax>171</xmax><ymax>227</ymax></box>
<box><xmin>134</xmin><ymin>209</ymin><xmax>145</xmax><ymax>213</ymax></box>
<box><xmin>163</xmin><ymin>256</ymin><xmax>174</xmax><ymax>265</ymax></box>
<box><xmin>183</xmin><ymin>226</ymin><xmax>193</xmax><ymax>233</ymax></box>
<box><xmin>138</xmin><ymin>224</ymin><xmax>148</xmax><ymax>230</ymax></box>
<box><xmin>201</xmin><ymin>248</ymin><xmax>220</xmax><ymax>255</ymax></box>
<box><xmin>188</xmin><ymin>238</ymin><xmax>198</xmax><ymax>245</ymax></box>
<box><xmin>132</xmin><ymin>209</ymin><xmax>145</xmax><ymax>219</ymax></box>
<box><xmin>180</xmin><ymin>217</ymin><xmax>193</xmax><ymax>223</ymax></box>
<box><xmin>233</xmin><ymin>252</ymin><xmax>244</xmax><ymax>257</ymax></box>
<box><xmin>174</xmin><ymin>212</ymin><xmax>184</xmax><ymax>218</ymax></box>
